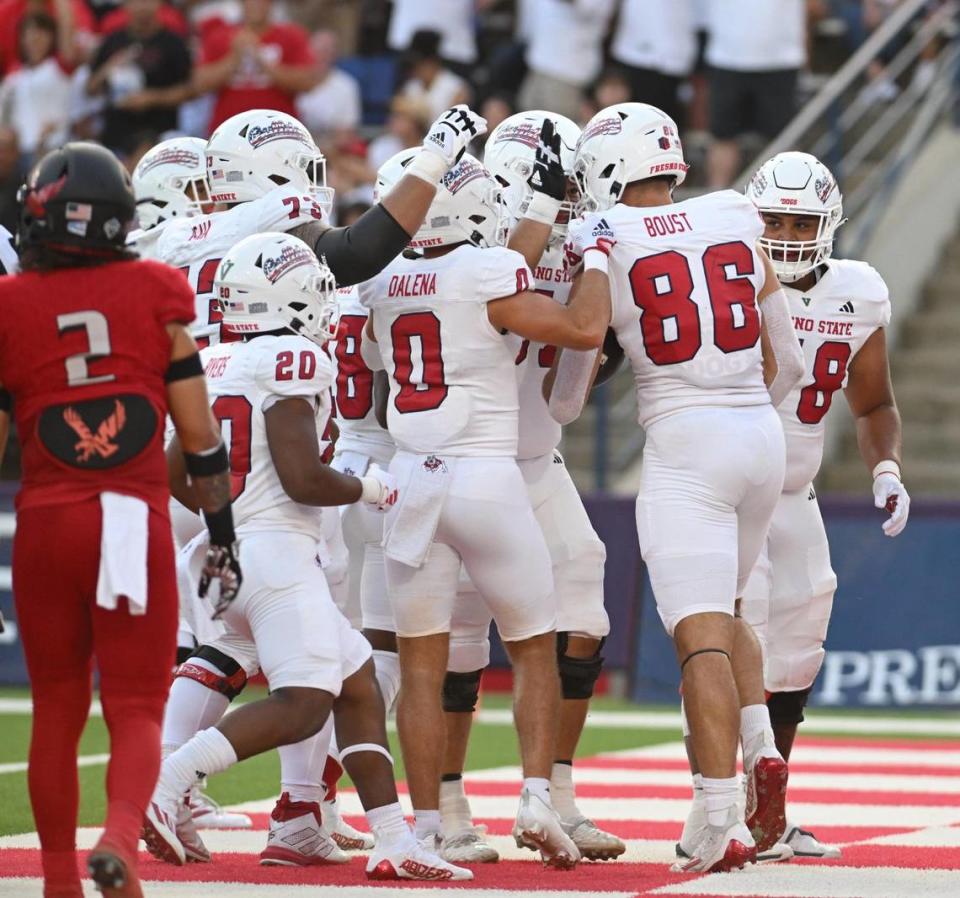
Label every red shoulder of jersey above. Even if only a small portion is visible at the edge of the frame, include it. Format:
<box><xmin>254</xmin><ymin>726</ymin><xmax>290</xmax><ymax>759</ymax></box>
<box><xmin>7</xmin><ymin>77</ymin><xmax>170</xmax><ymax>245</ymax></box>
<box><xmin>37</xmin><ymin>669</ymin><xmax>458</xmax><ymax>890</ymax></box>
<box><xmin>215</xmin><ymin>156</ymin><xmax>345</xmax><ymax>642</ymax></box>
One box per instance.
<box><xmin>134</xmin><ymin>258</ymin><xmax>198</xmax><ymax>328</ymax></box>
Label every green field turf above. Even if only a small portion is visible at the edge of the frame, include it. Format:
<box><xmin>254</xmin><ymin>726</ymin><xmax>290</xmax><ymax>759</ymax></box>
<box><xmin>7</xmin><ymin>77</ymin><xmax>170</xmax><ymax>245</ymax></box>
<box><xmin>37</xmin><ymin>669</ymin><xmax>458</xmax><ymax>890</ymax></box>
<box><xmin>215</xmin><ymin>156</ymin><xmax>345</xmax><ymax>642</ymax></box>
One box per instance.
<box><xmin>1</xmin><ymin>686</ymin><xmax>956</xmax><ymax>838</ymax></box>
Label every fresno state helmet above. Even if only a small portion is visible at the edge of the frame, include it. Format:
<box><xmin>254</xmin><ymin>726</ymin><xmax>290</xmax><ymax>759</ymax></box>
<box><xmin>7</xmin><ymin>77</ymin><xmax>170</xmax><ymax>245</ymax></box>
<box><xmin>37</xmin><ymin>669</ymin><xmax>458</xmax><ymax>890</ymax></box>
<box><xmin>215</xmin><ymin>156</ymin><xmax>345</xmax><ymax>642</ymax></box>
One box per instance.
<box><xmin>574</xmin><ymin>103</ymin><xmax>687</xmax><ymax>214</ymax></box>
<box><xmin>377</xmin><ymin>149</ymin><xmax>505</xmax><ymax>250</ymax></box>
<box><xmin>747</xmin><ymin>151</ymin><xmax>844</xmax><ymax>283</ymax></box>
<box><xmin>206</xmin><ymin>109</ymin><xmax>335</xmax><ymax>214</ymax></box>
<box><xmin>18</xmin><ymin>142</ymin><xmax>136</xmax><ymax>257</ymax></box>
<box><xmin>483</xmin><ymin>110</ymin><xmax>581</xmax><ymax>245</ymax></box>
<box><xmin>133</xmin><ymin>136</ymin><xmax>208</xmax><ymax>231</ymax></box>
<box><xmin>216</xmin><ymin>232</ymin><xmax>339</xmax><ymax>345</ymax></box>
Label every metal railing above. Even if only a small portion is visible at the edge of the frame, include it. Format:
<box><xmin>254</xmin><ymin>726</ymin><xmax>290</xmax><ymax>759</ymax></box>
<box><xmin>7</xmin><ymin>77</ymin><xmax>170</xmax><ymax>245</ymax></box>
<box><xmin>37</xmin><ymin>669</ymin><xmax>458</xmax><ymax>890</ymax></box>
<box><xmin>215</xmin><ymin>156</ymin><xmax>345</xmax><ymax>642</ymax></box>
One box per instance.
<box><xmin>583</xmin><ymin>0</ymin><xmax>958</xmax><ymax>490</ymax></box>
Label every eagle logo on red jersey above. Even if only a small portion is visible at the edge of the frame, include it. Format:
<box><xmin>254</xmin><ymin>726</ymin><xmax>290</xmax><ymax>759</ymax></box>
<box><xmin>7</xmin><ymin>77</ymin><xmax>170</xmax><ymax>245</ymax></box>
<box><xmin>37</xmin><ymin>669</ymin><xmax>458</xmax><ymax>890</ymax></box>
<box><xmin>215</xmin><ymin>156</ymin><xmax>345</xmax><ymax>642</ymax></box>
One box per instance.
<box><xmin>63</xmin><ymin>399</ymin><xmax>127</xmax><ymax>463</ymax></box>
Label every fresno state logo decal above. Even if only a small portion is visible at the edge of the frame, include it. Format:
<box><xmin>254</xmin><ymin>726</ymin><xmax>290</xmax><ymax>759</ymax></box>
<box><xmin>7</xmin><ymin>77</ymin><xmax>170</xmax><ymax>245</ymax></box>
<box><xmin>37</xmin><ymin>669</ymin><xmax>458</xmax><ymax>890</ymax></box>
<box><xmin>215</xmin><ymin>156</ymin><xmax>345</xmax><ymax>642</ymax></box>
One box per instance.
<box><xmin>493</xmin><ymin>121</ymin><xmax>540</xmax><ymax>149</ymax></box>
<box><xmin>441</xmin><ymin>157</ymin><xmax>488</xmax><ymax>195</ymax></box>
<box><xmin>262</xmin><ymin>243</ymin><xmax>314</xmax><ymax>283</ymax></box>
<box><xmin>137</xmin><ymin>147</ymin><xmax>201</xmax><ymax>177</ymax></box>
<box><xmin>750</xmin><ymin>169</ymin><xmax>768</xmax><ymax>195</ymax></box>
<box><xmin>580</xmin><ymin>116</ymin><xmax>623</xmax><ymax>145</ymax></box>
<box><xmin>247</xmin><ymin>120</ymin><xmax>311</xmax><ymax>149</ymax></box>
<box><xmin>815</xmin><ymin>174</ymin><xmax>836</xmax><ymax>204</ymax></box>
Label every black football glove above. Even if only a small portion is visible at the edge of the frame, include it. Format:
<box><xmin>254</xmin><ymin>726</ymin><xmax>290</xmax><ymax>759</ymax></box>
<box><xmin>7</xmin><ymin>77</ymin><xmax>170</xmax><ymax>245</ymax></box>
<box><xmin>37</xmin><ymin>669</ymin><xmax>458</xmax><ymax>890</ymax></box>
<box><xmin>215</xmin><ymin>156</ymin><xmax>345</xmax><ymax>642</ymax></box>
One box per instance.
<box><xmin>199</xmin><ymin>542</ymin><xmax>242</xmax><ymax>619</ymax></box>
<box><xmin>528</xmin><ymin>118</ymin><xmax>567</xmax><ymax>202</ymax></box>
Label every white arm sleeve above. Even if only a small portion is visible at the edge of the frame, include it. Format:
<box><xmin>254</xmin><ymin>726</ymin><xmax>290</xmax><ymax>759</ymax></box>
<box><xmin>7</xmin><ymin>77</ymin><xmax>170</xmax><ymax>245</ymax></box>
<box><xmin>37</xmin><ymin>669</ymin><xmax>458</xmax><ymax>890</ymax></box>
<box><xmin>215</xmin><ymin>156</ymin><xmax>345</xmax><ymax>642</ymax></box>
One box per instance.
<box><xmin>548</xmin><ymin>347</ymin><xmax>601</xmax><ymax>425</ymax></box>
<box><xmin>762</xmin><ymin>287</ymin><xmax>804</xmax><ymax>408</ymax></box>
<box><xmin>360</xmin><ymin>325</ymin><xmax>385</xmax><ymax>371</ymax></box>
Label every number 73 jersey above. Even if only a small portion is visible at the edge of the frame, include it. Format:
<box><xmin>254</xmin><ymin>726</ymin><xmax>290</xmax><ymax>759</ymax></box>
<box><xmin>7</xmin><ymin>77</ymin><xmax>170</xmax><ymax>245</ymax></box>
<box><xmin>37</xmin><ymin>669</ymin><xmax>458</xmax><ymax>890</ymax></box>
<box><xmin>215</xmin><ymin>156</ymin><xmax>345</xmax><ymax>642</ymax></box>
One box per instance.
<box><xmin>779</xmin><ymin>258</ymin><xmax>890</xmax><ymax>491</ymax></box>
<box><xmin>199</xmin><ymin>335</ymin><xmax>334</xmax><ymax>540</ymax></box>
<box><xmin>598</xmin><ymin>190</ymin><xmax>771</xmax><ymax>429</ymax></box>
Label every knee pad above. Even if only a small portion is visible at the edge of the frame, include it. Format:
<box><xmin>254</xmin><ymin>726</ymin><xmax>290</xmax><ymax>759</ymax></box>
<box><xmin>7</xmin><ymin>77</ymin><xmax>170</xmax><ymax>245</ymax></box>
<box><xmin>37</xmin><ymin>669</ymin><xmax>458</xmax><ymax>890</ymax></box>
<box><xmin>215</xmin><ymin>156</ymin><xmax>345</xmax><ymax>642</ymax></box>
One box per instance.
<box><xmin>176</xmin><ymin>645</ymin><xmax>248</xmax><ymax>701</ymax></box>
<box><xmin>765</xmin><ymin>588</ymin><xmax>834</xmax><ymax>691</ymax></box>
<box><xmin>767</xmin><ymin>687</ymin><xmax>812</xmax><ymax>727</ymax></box>
<box><xmin>557</xmin><ymin>632</ymin><xmax>605</xmax><ymax>700</ymax></box>
<box><xmin>442</xmin><ymin>669</ymin><xmax>483</xmax><ymax>713</ymax></box>
<box><xmin>175</xmin><ymin>645</ymin><xmax>195</xmax><ymax>667</ymax></box>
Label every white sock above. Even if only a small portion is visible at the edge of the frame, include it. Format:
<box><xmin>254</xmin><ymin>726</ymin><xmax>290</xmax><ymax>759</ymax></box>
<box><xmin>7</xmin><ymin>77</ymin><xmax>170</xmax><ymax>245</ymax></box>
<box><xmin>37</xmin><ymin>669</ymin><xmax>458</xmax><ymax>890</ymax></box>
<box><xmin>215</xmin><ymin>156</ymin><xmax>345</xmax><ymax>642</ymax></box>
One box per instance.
<box><xmin>160</xmin><ymin>675</ymin><xmax>230</xmax><ymax>755</ymax></box>
<box><xmin>523</xmin><ymin>776</ymin><xmax>551</xmax><ymax>804</ymax></box>
<box><xmin>701</xmin><ymin>776</ymin><xmax>740</xmax><ymax>828</ymax></box>
<box><xmin>691</xmin><ymin>772</ymin><xmax>704</xmax><ymax>801</ymax></box>
<box><xmin>549</xmin><ymin>762</ymin><xmax>578</xmax><ymax>820</ymax></box>
<box><xmin>439</xmin><ymin>776</ymin><xmax>472</xmax><ymax>837</ymax></box>
<box><xmin>414</xmin><ymin>809</ymin><xmax>441</xmax><ymax>841</ymax></box>
<box><xmin>740</xmin><ymin>703</ymin><xmax>777</xmax><ymax>767</ymax></box>
<box><xmin>279</xmin><ymin>717</ymin><xmax>333</xmax><ymax>806</ymax></box>
<box><xmin>372</xmin><ymin>650</ymin><xmax>402</xmax><ymax>714</ymax></box>
<box><xmin>368</xmin><ymin>801</ymin><xmax>414</xmax><ymax>849</ymax></box>
<box><xmin>160</xmin><ymin>727</ymin><xmax>237</xmax><ymax>799</ymax></box>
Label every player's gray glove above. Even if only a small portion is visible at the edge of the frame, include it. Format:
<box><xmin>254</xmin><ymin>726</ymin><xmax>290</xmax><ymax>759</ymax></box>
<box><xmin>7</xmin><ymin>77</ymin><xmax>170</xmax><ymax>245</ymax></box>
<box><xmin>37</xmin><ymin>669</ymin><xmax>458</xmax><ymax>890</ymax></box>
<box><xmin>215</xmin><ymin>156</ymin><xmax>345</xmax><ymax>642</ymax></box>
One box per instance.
<box><xmin>873</xmin><ymin>472</ymin><xmax>910</xmax><ymax>537</ymax></box>
<box><xmin>406</xmin><ymin>106</ymin><xmax>488</xmax><ymax>184</ymax></box>
<box><xmin>529</xmin><ymin>118</ymin><xmax>567</xmax><ymax>202</ymax></box>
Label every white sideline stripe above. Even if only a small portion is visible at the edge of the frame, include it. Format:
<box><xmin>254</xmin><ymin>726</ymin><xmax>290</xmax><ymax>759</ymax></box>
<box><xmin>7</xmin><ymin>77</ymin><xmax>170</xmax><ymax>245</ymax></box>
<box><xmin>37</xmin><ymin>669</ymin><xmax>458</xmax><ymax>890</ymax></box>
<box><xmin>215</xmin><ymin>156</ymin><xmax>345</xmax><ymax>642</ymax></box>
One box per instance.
<box><xmin>865</xmin><ymin>825</ymin><xmax>960</xmax><ymax>847</ymax></box>
<box><xmin>609</xmin><ymin>741</ymin><xmax>960</xmax><ymax>768</ymax></box>
<box><xmin>0</xmin><ymin>513</ymin><xmax>14</xmax><ymax>538</ymax></box>
<box><xmin>651</xmin><ymin>866</ymin><xmax>960</xmax><ymax>898</ymax></box>
<box><xmin>0</xmin><ymin>753</ymin><xmax>108</xmax><ymax>776</ymax></box>
<box><xmin>463</xmin><ymin>766</ymin><xmax>960</xmax><ymax>794</ymax></box>
<box><xmin>0</xmin><ymin>699</ymin><xmax>104</xmax><ymax>717</ymax></box>
<box><xmin>0</xmin><ymin>882</ymin><xmax>638</xmax><ymax>898</ymax></box>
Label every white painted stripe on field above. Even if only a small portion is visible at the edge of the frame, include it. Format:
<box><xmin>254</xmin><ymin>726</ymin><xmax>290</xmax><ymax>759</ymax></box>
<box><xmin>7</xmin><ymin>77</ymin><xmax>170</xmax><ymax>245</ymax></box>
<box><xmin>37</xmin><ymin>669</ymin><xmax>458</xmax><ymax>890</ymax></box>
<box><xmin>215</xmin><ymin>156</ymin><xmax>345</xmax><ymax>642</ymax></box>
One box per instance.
<box><xmin>608</xmin><ymin>741</ymin><xmax>960</xmax><ymax>768</ymax></box>
<box><xmin>462</xmin><ymin>764</ymin><xmax>960</xmax><ymax>794</ymax></box>
<box><xmin>0</xmin><ymin>698</ymin><xmax>104</xmax><ymax>717</ymax></box>
<box><xmin>651</xmin><ymin>866</ymin><xmax>960</xmax><ymax>898</ymax></box>
<box><xmin>864</xmin><ymin>825</ymin><xmax>960</xmax><ymax>847</ymax></box>
<box><xmin>0</xmin><ymin>753</ymin><xmax>108</xmax><ymax>776</ymax></box>
<box><xmin>0</xmin><ymin>881</ymin><xmax>639</xmax><ymax>898</ymax></box>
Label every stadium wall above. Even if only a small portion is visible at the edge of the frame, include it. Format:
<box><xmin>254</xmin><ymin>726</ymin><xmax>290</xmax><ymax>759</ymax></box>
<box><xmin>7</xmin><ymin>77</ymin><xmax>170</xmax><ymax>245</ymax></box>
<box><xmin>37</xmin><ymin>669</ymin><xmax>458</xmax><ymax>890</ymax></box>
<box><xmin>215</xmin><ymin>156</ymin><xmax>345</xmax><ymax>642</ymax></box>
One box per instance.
<box><xmin>1</xmin><ymin>487</ymin><xmax>957</xmax><ymax>709</ymax></box>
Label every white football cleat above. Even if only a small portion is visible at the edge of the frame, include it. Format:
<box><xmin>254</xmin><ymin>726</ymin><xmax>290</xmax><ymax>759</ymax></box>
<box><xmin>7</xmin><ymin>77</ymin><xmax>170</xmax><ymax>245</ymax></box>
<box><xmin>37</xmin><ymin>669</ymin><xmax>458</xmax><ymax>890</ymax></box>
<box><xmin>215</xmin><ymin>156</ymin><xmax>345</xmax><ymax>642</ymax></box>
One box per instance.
<box><xmin>513</xmin><ymin>788</ymin><xmax>580</xmax><ymax>869</ymax></box>
<box><xmin>676</xmin><ymin>792</ymin><xmax>706</xmax><ymax>859</ymax></box>
<box><xmin>781</xmin><ymin>823</ymin><xmax>842</xmax><ymax>858</ymax></box>
<box><xmin>671</xmin><ymin>807</ymin><xmax>757</xmax><ymax>874</ymax></box>
<box><xmin>367</xmin><ymin>836</ymin><xmax>473</xmax><ymax>881</ymax></box>
<box><xmin>259</xmin><ymin>793</ymin><xmax>349</xmax><ymax>866</ymax></box>
<box><xmin>175</xmin><ymin>800</ymin><xmax>211</xmax><ymax>863</ymax></box>
<box><xmin>563</xmin><ymin>816</ymin><xmax>626</xmax><ymax>861</ymax></box>
<box><xmin>187</xmin><ymin>783</ymin><xmax>253</xmax><ymax>830</ymax></box>
<box><xmin>441</xmin><ymin>825</ymin><xmax>500</xmax><ymax>863</ymax></box>
<box><xmin>142</xmin><ymin>795</ymin><xmax>187</xmax><ymax>866</ymax></box>
<box><xmin>323</xmin><ymin>796</ymin><xmax>375</xmax><ymax>850</ymax></box>
<box><xmin>745</xmin><ymin>747</ymin><xmax>789</xmax><ymax>852</ymax></box>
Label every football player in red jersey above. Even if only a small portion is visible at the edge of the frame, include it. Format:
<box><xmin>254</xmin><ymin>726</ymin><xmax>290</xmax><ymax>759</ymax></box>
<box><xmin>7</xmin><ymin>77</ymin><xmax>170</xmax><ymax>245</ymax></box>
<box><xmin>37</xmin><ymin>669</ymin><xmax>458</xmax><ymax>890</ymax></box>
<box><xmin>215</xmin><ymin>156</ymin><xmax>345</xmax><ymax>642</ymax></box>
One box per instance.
<box><xmin>0</xmin><ymin>143</ymin><xmax>241</xmax><ymax>898</ymax></box>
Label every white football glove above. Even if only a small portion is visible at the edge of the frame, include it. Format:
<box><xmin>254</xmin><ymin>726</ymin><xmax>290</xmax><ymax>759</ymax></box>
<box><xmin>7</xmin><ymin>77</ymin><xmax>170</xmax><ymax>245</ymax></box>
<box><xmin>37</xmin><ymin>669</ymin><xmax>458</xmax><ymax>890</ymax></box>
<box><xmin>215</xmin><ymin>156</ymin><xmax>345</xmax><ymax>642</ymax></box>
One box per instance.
<box><xmin>563</xmin><ymin>215</ymin><xmax>618</xmax><ymax>274</ymax></box>
<box><xmin>422</xmin><ymin>105</ymin><xmax>487</xmax><ymax>168</ymax></box>
<box><xmin>359</xmin><ymin>464</ymin><xmax>399</xmax><ymax>512</ymax></box>
<box><xmin>873</xmin><ymin>472</ymin><xmax>910</xmax><ymax>537</ymax></box>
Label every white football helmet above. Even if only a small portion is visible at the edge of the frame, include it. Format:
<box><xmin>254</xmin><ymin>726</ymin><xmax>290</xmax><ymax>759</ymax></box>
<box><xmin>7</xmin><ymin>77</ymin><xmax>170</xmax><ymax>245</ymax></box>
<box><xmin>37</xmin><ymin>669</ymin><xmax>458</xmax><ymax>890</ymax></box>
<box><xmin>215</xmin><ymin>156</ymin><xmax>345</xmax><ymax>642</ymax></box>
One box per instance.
<box><xmin>377</xmin><ymin>149</ymin><xmax>506</xmax><ymax>250</ymax></box>
<box><xmin>133</xmin><ymin>136</ymin><xmax>208</xmax><ymax>231</ymax></box>
<box><xmin>747</xmin><ymin>151</ymin><xmax>844</xmax><ymax>283</ymax></box>
<box><xmin>215</xmin><ymin>232</ymin><xmax>339</xmax><ymax>345</ymax></box>
<box><xmin>574</xmin><ymin>103</ymin><xmax>687</xmax><ymax>214</ymax></box>
<box><xmin>483</xmin><ymin>110</ymin><xmax>581</xmax><ymax>245</ymax></box>
<box><xmin>205</xmin><ymin>109</ymin><xmax>335</xmax><ymax>213</ymax></box>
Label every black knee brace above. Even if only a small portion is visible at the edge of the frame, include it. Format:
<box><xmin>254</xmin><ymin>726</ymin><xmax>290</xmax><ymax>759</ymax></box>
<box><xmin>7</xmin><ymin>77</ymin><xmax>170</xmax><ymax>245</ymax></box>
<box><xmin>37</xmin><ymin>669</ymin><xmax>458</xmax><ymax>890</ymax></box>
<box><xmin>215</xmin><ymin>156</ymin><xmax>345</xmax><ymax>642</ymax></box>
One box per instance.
<box><xmin>442</xmin><ymin>669</ymin><xmax>483</xmax><ymax>713</ymax></box>
<box><xmin>557</xmin><ymin>633</ymin><xmax>605</xmax><ymax>700</ymax></box>
<box><xmin>176</xmin><ymin>645</ymin><xmax>249</xmax><ymax>701</ymax></box>
<box><xmin>767</xmin><ymin>687</ymin><xmax>812</xmax><ymax>727</ymax></box>
<box><xmin>175</xmin><ymin>645</ymin><xmax>195</xmax><ymax>666</ymax></box>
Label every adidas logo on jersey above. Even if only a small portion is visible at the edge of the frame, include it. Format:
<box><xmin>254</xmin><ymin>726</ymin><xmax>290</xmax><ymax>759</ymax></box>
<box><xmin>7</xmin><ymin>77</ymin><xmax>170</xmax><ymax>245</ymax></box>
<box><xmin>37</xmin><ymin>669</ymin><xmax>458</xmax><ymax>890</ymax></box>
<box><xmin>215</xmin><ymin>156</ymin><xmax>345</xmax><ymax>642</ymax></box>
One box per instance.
<box><xmin>808</xmin><ymin>486</ymin><xmax>816</xmax><ymax>501</ymax></box>
<box><xmin>838</xmin><ymin>301</ymin><xmax>855</xmax><ymax>314</ymax></box>
<box><xmin>801</xmin><ymin>296</ymin><xmax>812</xmax><ymax>307</ymax></box>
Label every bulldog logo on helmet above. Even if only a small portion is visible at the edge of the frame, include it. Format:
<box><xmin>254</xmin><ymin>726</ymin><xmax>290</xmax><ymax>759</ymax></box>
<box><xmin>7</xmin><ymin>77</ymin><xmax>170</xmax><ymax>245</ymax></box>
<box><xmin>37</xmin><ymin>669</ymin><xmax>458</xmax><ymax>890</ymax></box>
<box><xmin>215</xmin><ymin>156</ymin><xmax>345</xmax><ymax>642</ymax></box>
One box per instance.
<box><xmin>815</xmin><ymin>175</ymin><xmax>836</xmax><ymax>204</ymax></box>
<box><xmin>262</xmin><ymin>243</ymin><xmax>315</xmax><ymax>283</ymax></box>
<box><xmin>247</xmin><ymin>120</ymin><xmax>311</xmax><ymax>150</ymax></box>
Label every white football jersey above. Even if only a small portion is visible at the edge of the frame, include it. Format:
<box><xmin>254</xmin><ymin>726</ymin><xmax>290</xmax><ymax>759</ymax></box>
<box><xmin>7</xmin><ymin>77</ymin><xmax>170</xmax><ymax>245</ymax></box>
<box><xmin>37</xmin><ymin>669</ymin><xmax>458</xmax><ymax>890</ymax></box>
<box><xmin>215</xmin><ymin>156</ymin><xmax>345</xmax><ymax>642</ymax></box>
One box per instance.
<box><xmin>505</xmin><ymin>243</ymin><xmax>574</xmax><ymax>460</ymax></box>
<box><xmin>779</xmin><ymin>258</ymin><xmax>891</xmax><ymax>491</ymax></box>
<box><xmin>200</xmin><ymin>334</ymin><xmax>334</xmax><ymax>540</ymax></box>
<box><xmin>328</xmin><ymin>285</ymin><xmax>395</xmax><ymax>460</ymax></box>
<box><xmin>141</xmin><ymin>187</ymin><xmax>328</xmax><ymax>348</ymax></box>
<box><xmin>597</xmin><ymin>190</ymin><xmax>770</xmax><ymax>428</ymax></box>
<box><xmin>359</xmin><ymin>245</ymin><xmax>533</xmax><ymax>456</ymax></box>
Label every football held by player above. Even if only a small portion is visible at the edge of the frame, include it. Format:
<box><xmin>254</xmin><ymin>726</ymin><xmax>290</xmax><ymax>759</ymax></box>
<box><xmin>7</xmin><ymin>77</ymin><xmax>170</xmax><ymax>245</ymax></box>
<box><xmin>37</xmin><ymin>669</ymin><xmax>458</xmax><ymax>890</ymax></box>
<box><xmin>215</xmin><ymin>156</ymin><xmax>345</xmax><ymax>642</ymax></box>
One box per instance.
<box><xmin>0</xmin><ymin>142</ymin><xmax>240</xmax><ymax>898</ymax></box>
<box><xmin>554</xmin><ymin>102</ymin><xmax>805</xmax><ymax>873</ymax></box>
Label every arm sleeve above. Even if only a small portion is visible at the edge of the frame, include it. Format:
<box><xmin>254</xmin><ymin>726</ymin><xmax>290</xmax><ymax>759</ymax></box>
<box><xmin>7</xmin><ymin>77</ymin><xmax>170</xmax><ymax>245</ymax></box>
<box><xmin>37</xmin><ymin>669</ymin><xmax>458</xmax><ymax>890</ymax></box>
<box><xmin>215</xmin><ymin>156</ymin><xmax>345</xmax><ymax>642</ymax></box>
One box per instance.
<box><xmin>762</xmin><ymin>287</ymin><xmax>805</xmax><ymax>408</ymax></box>
<box><xmin>548</xmin><ymin>347</ymin><xmax>600</xmax><ymax>425</ymax></box>
<box><xmin>312</xmin><ymin>204</ymin><xmax>412</xmax><ymax>287</ymax></box>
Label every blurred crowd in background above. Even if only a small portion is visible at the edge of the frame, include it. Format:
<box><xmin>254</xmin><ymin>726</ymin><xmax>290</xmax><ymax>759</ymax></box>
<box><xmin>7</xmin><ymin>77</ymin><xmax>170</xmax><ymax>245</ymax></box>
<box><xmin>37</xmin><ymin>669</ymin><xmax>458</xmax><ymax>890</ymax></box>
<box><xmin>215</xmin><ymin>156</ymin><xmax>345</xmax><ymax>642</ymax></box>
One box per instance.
<box><xmin>0</xmin><ymin>0</ymin><xmax>951</xmax><ymax>234</ymax></box>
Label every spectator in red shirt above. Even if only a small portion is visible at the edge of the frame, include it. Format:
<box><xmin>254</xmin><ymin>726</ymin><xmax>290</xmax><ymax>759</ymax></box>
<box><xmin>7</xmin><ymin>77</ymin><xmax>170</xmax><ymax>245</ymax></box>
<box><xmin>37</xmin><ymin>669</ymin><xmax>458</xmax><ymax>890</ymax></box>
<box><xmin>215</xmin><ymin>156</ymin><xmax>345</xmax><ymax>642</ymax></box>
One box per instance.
<box><xmin>194</xmin><ymin>0</ymin><xmax>317</xmax><ymax>135</ymax></box>
<box><xmin>0</xmin><ymin>0</ymin><xmax>96</xmax><ymax>75</ymax></box>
